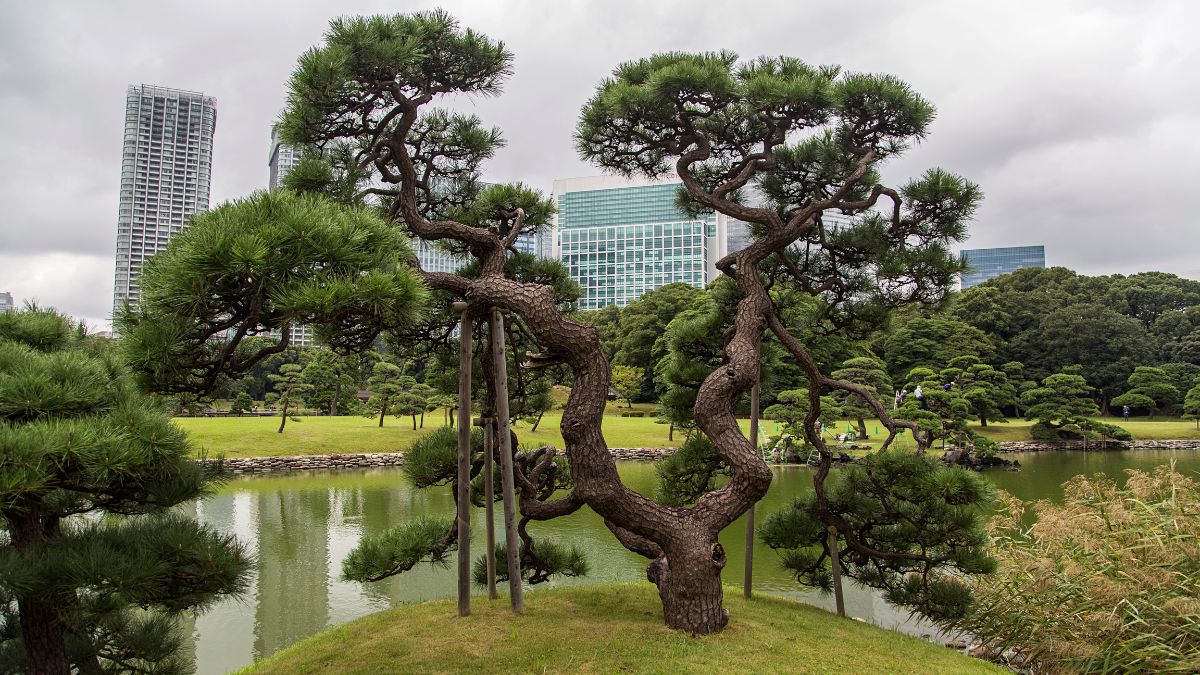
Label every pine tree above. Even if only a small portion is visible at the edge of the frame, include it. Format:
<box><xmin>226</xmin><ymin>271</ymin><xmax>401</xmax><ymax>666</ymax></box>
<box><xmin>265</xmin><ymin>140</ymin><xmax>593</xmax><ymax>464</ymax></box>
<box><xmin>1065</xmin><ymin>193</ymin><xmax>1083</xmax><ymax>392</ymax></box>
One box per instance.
<box><xmin>118</xmin><ymin>189</ymin><xmax>429</xmax><ymax>398</ymax></box>
<box><xmin>230</xmin><ymin>391</ymin><xmax>255</xmax><ymax>416</ymax></box>
<box><xmin>1183</xmin><ymin>378</ymin><xmax>1200</xmax><ymax>430</ymax></box>
<box><xmin>364</xmin><ymin>361</ymin><xmax>405</xmax><ymax>427</ymax></box>
<box><xmin>0</xmin><ymin>309</ymin><xmax>249</xmax><ymax>674</ymax></box>
<box><xmin>1022</xmin><ymin>369</ymin><xmax>1132</xmax><ymax>442</ymax></box>
<box><xmin>760</xmin><ymin>452</ymin><xmax>995</xmax><ymax>622</ymax></box>
<box><xmin>1111</xmin><ymin>366</ymin><xmax>1180</xmax><ymax>419</ymax></box>
<box><xmin>267</xmin><ymin>363</ymin><xmax>310</xmax><ymax>433</ymax></box>
<box><xmin>281</xmin><ymin>10</ymin><xmax>974</xmax><ymax>632</ymax></box>
<box><xmin>830</xmin><ymin>355</ymin><xmax>892</xmax><ymax>439</ymax></box>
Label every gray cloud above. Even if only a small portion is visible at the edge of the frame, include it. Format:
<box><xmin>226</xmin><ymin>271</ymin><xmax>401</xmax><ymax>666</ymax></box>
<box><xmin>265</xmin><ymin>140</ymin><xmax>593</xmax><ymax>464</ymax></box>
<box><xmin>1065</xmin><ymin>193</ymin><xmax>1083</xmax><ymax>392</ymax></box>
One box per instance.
<box><xmin>1</xmin><ymin>0</ymin><xmax>1197</xmax><ymax>330</ymax></box>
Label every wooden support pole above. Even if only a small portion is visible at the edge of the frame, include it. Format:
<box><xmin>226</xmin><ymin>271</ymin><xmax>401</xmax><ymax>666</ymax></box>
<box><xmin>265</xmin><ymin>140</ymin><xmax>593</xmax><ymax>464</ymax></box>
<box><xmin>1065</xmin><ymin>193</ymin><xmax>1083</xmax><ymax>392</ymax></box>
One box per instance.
<box><xmin>743</xmin><ymin>377</ymin><xmax>760</xmax><ymax>600</ymax></box>
<box><xmin>828</xmin><ymin>525</ymin><xmax>845</xmax><ymax>617</ymax></box>
<box><xmin>481</xmin><ymin>416</ymin><xmax>498</xmax><ymax>599</ymax></box>
<box><xmin>453</xmin><ymin>302</ymin><xmax>472</xmax><ymax>617</ymax></box>
<box><xmin>490</xmin><ymin>308</ymin><xmax>524</xmax><ymax>613</ymax></box>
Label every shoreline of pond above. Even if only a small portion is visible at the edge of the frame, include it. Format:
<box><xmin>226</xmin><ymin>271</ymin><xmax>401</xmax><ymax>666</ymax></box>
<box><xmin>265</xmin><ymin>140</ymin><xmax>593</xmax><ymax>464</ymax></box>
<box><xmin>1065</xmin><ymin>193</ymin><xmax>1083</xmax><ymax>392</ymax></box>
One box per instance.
<box><xmin>199</xmin><ymin>440</ymin><xmax>1200</xmax><ymax>473</ymax></box>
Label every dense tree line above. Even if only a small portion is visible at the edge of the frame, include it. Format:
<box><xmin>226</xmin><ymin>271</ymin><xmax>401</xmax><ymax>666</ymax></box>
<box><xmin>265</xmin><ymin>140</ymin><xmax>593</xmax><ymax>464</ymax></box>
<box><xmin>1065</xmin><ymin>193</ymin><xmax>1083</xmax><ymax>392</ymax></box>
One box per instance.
<box><xmin>584</xmin><ymin>267</ymin><xmax>1199</xmax><ymax>421</ymax></box>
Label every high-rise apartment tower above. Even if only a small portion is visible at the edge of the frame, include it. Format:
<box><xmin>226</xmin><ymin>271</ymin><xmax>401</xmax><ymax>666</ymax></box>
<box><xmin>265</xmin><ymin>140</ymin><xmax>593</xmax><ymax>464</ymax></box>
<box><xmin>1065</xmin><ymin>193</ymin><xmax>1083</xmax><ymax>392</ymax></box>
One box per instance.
<box><xmin>268</xmin><ymin>124</ymin><xmax>300</xmax><ymax>191</ymax></box>
<box><xmin>113</xmin><ymin>85</ymin><xmax>216</xmax><ymax>319</ymax></box>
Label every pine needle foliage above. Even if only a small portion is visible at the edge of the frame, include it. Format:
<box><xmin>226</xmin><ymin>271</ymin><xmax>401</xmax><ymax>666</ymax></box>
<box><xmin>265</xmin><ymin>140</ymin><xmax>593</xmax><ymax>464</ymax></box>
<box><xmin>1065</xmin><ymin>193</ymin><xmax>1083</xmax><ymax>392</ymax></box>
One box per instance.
<box><xmin>760</xmin><ymin>451</ymin><xmax>994</xmax><ymax>622</ymax></box>
<box><xmin>655</xmin><ymin>434</ymin><xmax>728</xmax><ymax>507</ymax></box>
<box><xmin>118</xmin><ymin>190</ymin><xmax>428</xmax><ymax>397</ymax></box>
<box><xmin>402</xmin><ymin>425</ymin><xmax>481</xmax><ymax>489</ymax></box>
<box><xmin>472</xmin><ymin>540</ymin><xmax>590</xmax><ymax>586</ymax></box>
<box><xmin>1022</xmin><ymin>369</ymin><xmax>1133</xmax><ymax>442</ymax></box>
<box><xmin>0</xmin><ymin>308</ymin><xmax>250</xmax><ymax>673</ymax></box>
<box><xmin>342</xmin><ymin>517</ymin><xmax>457</xmax><ymax>583</ymax></box>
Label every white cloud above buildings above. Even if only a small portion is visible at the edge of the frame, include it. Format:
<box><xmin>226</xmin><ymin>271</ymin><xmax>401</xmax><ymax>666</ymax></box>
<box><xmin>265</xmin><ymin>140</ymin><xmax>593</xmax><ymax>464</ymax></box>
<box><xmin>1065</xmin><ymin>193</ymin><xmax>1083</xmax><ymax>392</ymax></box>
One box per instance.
<box><xmin>1</xmin><ymin>0</ymin><xmax>1197</xmax><ymax>328</ymax></box>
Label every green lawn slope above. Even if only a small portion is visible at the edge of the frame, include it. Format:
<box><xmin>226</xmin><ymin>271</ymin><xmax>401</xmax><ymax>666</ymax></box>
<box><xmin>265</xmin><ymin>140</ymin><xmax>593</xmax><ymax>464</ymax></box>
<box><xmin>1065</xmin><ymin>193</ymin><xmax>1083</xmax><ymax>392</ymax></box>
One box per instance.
<box><xmin>177</xmin><ymin>410</ymin><xmax>1200</xmax><ymax>459</ymax></box>
<box><xmin>240</xmin><ymin>583</ymin><xmax>999</xmax><ymax>674</ymax></box>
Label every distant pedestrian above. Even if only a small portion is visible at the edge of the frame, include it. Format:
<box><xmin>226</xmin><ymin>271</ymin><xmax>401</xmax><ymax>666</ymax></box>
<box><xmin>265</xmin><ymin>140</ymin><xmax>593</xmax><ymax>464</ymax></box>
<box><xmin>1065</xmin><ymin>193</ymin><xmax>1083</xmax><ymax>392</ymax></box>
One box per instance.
<box><xmin>894</xmin><ymin>389</ymin><xmax>901</xmax><ymax>410</ymax></box>
<box><xmin>942</xmin><ymin>382</ymin><xmax>952</xmax><ymax>392</ymax></box>
<box><xmin>1123</xmin><ymin>405</ymin><xmax>1130</xmax><ymax>420</ymax></box>
<box><xmin>914</xmin><ymin>385</ymin><xmax>924</xmax><ymax>407</ymax></box>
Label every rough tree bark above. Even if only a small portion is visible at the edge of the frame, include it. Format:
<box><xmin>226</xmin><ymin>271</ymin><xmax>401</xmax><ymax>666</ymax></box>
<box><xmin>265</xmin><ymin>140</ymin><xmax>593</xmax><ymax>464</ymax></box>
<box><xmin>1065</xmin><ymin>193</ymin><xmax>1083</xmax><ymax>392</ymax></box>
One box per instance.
<box><xmin>9</xmin><ymin>507</ymin><xmax>71</xmax><ymax>675</ymax></box>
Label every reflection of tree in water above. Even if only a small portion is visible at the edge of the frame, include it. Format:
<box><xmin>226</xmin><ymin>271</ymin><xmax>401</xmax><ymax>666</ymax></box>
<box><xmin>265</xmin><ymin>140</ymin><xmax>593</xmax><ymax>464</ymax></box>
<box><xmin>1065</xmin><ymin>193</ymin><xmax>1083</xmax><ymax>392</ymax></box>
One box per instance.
<box><xmin>254</xmin><ymin>488</ymin><xmax>330</xmax><ymax>660</ymax></box>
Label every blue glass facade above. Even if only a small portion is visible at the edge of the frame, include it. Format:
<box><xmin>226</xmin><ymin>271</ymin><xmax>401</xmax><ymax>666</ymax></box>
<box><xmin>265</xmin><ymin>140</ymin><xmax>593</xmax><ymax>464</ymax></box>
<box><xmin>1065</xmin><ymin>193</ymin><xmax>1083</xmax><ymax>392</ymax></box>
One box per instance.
<box><xmin>556</xmin><ymin>182</ymin><xmax>716</xmax><ymax>309</ymax></box>
<box><xmin>960</xmin><ymin>245</ymin><xmax>1046</xmax><ymax>288</ymax></box>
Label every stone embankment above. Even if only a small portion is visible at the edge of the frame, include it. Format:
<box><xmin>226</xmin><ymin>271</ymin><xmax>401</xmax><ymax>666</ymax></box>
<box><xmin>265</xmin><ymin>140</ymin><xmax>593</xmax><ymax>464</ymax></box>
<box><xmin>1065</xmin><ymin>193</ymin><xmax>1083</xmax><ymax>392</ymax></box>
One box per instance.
<box><xmin>201</xmin><ymin>453</ymin><xmax>407</xmax><ymax>473</ymax></box>
<box><xmin>201</xmin><ymin>447</ymin><xmax>677</xmax><ymax>473</ymax></box>
<box><xmin>199</xmin><ymin>440</ymin><xmax>1200</xmax><ymax>473</ymax></box>
<box><xmin>608</xmin><ymin>447</ymin><xmax>674</xmax><ymax>461</ymax></box>
<box><xmin>997</xmin><ymin>439</ymin><xmax>1200</xmax><ymax>453</ymax></box>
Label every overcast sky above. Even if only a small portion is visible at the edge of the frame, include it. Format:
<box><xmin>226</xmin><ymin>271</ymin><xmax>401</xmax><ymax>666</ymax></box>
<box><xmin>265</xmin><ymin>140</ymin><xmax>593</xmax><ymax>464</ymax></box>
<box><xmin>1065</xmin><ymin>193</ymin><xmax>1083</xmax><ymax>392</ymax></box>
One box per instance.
<box><xmin>1</xmin><ymin>0</ymin><xmax>1197</xmax><ymax>330</ymax></box>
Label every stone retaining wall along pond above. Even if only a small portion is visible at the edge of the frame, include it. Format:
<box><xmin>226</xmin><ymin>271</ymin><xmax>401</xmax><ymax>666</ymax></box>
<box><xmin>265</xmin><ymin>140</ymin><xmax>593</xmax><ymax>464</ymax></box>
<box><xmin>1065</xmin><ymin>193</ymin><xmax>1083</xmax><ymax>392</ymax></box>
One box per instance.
<box><xmin>997</xmin><ymin>439</ymin><xmax>1200</xmax><ymax>453</ymax></box>
<box><xmin>201</xmin><ymin>447</ymin><xmax>677</xmax><ymax>473</ymax></box>
<box><xmin>199</xmin><ymin>440</ymin><xmax>1200</xmax><ymax>473</ymax></box>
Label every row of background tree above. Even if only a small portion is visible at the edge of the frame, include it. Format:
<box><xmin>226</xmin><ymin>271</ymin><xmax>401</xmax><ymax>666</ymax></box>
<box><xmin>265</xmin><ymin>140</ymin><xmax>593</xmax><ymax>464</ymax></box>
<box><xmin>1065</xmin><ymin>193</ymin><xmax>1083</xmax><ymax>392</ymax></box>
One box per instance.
<box><xmin>212</xmin><ymin>266</ymin><xmax>1200</xmax><ymax>429</ymax></box>
<box><xmin>585</xmin><ymin>267</ymin><xmax>1200</xmax><ymax>419</ymax></box>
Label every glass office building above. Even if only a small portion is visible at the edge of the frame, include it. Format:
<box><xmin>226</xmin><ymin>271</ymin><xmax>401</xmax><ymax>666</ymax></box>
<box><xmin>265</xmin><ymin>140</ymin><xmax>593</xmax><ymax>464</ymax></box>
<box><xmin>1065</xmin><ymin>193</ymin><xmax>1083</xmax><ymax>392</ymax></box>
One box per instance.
<box><xmin>552</xmin><ymin>175</ymin><xmax>728</xmax><ymax>310</ymax></box>
<box><xmin>960</xmin><ymin>245</ymin><xmax>1045</xmax><ymax>289</ymax></box>
<box><xmin>113</xmin><ymin>85</ymin><xmax>216</xmax><ymax>320</ymax></box>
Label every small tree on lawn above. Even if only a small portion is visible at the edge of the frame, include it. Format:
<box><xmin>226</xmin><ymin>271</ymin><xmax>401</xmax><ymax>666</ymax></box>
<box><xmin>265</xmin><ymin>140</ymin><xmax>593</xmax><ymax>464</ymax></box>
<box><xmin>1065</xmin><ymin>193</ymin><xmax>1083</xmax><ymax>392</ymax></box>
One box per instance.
<box><xmin>896</xmin><ymin>367</ymin><xmax>975</xmax><ymax>451</ymax></box>
<box><xmin>0</xmin><ymin>308</ymin><xmax>250</xmax><ymax>673</ymax></box>
<box><xmin>946</xmin><ymin>355</ymin><xmax>1013</xmax><ymax>428</ymax></box>
<box><xmin>230</xmin><ymin>391</ymin><xmax>255</xmax><ymax>416</ymax></box>
<box><xmin>610</xmin><ymin>365</ymin><xmax>644</xmax><ymax>409</ymax></box>
<box><xmin>763</xmin><ymin>389</ymin><xmax>843</xmax><ymax>461</ymax></box>
<box><xmin>364</xmin><ymin>361</ymin><xmax>405</xmax><ymax>427</ymax></box>
<box><xmin>830</xmin><ymin>355</ymin><xmax>892</xmax><ymax>440</ymax></box>
<box><xmin>1182</xmin><ymin>377</ymin><xmax>1200</xmax><ymax>430</ymax></box>
<box><xmin>301</xmin><ymin>351</ymin><xmax>359</xmax><ymax>416</ymax></box>
<box><xmin>1021</xmin><ymin>369</ymin><xmax>1132</xmax><ymax>442</ymax></box>
<box><xmin>1111</xmin><ymin>366</ymin><xmax>1179</xmax><ymax>419</ymax></box>
<box><xmin>1000</xmin><ymin>361</ymin><xmax>1036</xmax><ymax>417</ymax></box>
<box><xmin>268</xmin><ymin>363</ymin><xmax>310</xmax><ymax>433</ymax></box>
<box><xmin>391</xmin><ymin>376</ymin><xmax>431</xmax><ymax>430</ymax></box>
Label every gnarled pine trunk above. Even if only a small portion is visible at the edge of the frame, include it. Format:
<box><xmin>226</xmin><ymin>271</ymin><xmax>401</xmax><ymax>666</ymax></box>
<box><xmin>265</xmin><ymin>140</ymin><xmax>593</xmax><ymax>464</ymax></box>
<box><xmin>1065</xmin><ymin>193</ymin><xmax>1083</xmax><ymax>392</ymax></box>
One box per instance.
<box><xmin>649</xmin><ymin>536</ymin><xmax>729</xmax><ymax>633</ymax></box>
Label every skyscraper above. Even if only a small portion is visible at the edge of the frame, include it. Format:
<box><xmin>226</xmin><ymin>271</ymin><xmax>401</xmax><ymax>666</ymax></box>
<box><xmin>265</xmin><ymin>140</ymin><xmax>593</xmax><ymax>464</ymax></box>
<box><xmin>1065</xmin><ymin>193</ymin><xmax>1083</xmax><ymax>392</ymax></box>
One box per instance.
<box><xmin>552</xmin><ymin>175</ymin><xmax>729</xmax><ymax>310</ymax></box>
<box><xmin>265</xmin><ymin>124</ymin><xmax>315</xmax><ymax>347</ymax></box>
<box><xmin>113</xmin><ymin>85</ymin><xmax>216</xmax><ymax>319</ymax></box>
<box><xmin>0</xmin><ymin>292</ymin><xmax>13</xmax><ymax>313</ymax></box>
<box><xmin>268</xmin><ymin>124</ymin><xmax>300</xmax><ymax>191</ymax></box>
<box><xmin>960</xmin><ymin>245</ymin><xmax>1046</xmax><ymax>289</ymax></box>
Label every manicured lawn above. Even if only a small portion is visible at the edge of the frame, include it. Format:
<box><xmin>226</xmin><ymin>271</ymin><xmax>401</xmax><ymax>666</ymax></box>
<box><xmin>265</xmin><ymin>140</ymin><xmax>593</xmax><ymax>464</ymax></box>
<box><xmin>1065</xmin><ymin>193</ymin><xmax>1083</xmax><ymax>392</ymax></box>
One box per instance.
<box><xmin>175</xmin><ymin>415</ymin><xmax>441</xmax><ymax>458</ymax></box>
<box><xmin>240</xmin><ymin>583</ymin><xmax>1000</xmax><ymax>675</ymax></box>
<box><xmin>177</xmin><ymin>411</ymin><xmax>1200</xmax><ymax>459</ymax></box>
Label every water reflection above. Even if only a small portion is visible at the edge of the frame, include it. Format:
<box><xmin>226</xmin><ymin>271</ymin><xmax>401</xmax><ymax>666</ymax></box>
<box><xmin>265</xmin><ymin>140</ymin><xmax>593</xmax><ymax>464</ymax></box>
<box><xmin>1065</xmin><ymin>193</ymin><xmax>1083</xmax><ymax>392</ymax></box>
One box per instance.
<box><xmin>188</xmin><ymin>451</ymin><xmax>1200</xmax><ymax>674</ymax></box>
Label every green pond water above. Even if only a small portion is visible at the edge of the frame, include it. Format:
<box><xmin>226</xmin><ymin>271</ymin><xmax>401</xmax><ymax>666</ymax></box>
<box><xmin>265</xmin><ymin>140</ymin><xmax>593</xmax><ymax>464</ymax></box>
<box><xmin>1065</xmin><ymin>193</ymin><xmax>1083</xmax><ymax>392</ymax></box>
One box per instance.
<box><xmin>184</xmin><ymin>449</ymin><xmax>1200</xmax><ymax>674</ymax></box>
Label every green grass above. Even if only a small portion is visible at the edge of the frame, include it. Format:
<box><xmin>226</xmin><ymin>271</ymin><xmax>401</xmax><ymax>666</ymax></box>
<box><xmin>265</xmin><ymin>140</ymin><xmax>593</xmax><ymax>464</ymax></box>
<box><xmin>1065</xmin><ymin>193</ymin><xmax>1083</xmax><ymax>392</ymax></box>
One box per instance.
<box><xmin>240</xmin><ymin>583</ymin><xmax>999</xmax><ymax>674</ymax></box>
<box><xmin>175</xmin><ymin>415</ymin><xmax>441</xmax><ymax>458</ymax></box>
<box><xmin>177</xmin><ymin>410</ymin><xmax>1200</xmax><ymax>459</ymax></box>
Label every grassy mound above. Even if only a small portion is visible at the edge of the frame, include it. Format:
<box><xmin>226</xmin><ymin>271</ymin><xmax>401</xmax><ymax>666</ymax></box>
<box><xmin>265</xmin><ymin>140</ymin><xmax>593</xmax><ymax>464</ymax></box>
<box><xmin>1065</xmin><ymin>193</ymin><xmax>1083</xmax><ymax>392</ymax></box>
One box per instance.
<box><xmin>241</xmin><ymin>584</ymin><xmax>999</xmax><ymax>674</ymax></box>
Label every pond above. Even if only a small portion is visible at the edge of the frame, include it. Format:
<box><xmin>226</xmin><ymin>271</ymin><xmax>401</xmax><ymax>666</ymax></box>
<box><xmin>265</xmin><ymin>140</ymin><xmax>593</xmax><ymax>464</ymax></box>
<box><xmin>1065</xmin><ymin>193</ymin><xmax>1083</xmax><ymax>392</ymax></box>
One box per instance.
<box><xmin>184</xmin><ymin>449</ymin><xmax>1200</xmax><ymax>674</ymax></box>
